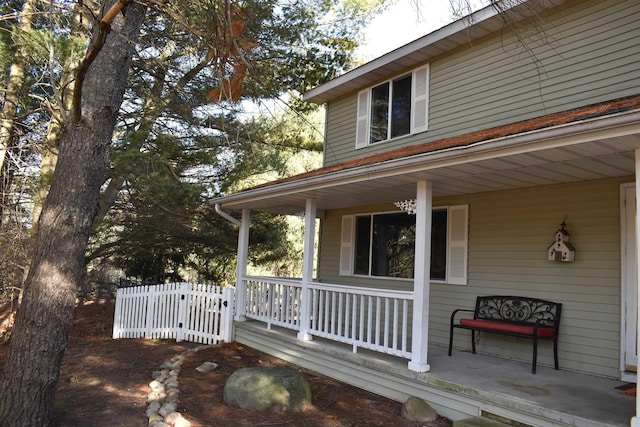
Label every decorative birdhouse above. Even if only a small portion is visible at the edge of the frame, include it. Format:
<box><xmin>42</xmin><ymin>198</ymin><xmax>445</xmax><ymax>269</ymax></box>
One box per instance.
<box><xmin>547</xmin><ymin>221</ymin><xmax>575</xmax><ymax>262</ymax></box>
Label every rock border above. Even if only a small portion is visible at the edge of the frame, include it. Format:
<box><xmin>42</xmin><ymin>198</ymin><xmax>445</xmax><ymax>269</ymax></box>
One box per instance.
<box><xmin>146</xmin><ymin>343</ymin><xmax>219</xmax><ymax>427</ymax></box>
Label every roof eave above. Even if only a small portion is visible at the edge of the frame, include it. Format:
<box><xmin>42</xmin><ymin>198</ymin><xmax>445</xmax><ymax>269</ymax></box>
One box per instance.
<box><xmin>303</xmin><ymin>0</ymin><xmax>565</xmax><ymax>105</ymax></box>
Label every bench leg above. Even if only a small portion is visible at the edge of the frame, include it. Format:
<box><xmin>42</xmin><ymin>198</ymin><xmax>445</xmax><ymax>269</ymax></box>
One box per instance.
<box><xmin>449</xmin><ymin>325</ymin><xmax>453</xmax><ymax>356</ymax></box>
<box><xmin>471</xmin><ymin>330</ymin><xmax>476</xmax><ymax>354</ymax></box>
<box><xmin>553</xmin><ymin>338</ymin><xmax>559</xmax><ymax>370</ymax></box>
<box><xmin>532</xmin><ymin>335</ymin><xmax>538</xmax><ymax>374</ymax></box>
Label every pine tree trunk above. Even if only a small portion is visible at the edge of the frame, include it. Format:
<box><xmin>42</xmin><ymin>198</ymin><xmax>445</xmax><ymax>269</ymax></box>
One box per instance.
<box><xmin>0</xmin><ymin>1</ymin><xmax>146</xmax><ymax>425</ymax></box>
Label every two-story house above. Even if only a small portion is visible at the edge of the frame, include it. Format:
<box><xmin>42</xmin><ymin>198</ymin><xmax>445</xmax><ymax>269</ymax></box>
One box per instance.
<box><xmin>213</xmin><ymin>0</ymin><xmax>640</xmax><ymax>425</ymax></box>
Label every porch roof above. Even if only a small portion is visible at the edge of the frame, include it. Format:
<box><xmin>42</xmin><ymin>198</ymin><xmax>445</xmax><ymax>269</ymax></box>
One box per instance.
<box><xmin>213</xmin><ymin>95</ymin><xmax>640</xmax><ymax>216</ymax></box>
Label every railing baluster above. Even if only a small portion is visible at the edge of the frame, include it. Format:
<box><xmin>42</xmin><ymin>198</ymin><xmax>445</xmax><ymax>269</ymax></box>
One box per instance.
<box><xmin>358</xmin><ymin>295</ymin><xmax>365</xmax><ymax>351</ymax></box>
<box><xmin>384</xmin><ymin>298</ymin><xmax>390</xmax><ymax>349</ymax></box>
<box><xmin>367</xmin><ymin>296</ymin><xmax>373</xmax><ymax>345</ymax></box>
<box><xmin>392</xmin><ymin>299</ymin><xmax>399</xmax><ymax>351</ymax></box>
<box><xmin>323</xmin><ymin>290</ymin><xmax>330</xmax><ymax>333</ymax></box>
<box><xmin>402</xmin><ymin>299</ymin><xmax>409</xmax><ymax>353</ymax></box>
<box><xmin>337</xmin><ymin>292</ymin><xmax>344</xmax><ymax>338</ymax></box>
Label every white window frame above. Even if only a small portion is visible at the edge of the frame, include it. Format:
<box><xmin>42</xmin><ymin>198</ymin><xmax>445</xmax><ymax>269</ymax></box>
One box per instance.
<box><xmin>355</xmin><ymin>64</ymin><xmax>430</xmax><ymax>149</ymax></box>
<box><xmin>339</xmin><ymin>204</ymin><xmax>468</xmax><ymax>285</ymax></box>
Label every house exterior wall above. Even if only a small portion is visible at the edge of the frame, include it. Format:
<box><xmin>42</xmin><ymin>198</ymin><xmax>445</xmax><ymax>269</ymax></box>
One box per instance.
<box><xmin>323</xmin><ymin>0</ymin><xmax>640</xmax><ymax>167</ymax></box>
<box><xmin>316</xmin><ymin>177</ymin><xmax>631</xmax><ymax>378</ymax></box>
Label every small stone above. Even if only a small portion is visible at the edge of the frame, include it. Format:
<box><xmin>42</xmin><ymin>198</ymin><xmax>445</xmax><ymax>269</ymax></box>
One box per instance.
<box><xmin>159</xmin><ymin>401</ymin><xmax>178</xmax><ymax>417</ymax></box>
<box><xmin>147</xmin><ymin>392</ymin><xmax>165</xmax><ymax>402</ymax></box>
<box><xmin>232</xmin><ymin>355</ymin><xmax>242</xmax><ymax>360</ymax></box>
<box><xmin>196</xmin><ymin>362</ymin><xmax>219</xmax><ymax>372</ymax></box>
<box><xmin>149</xmin><ymin>380</ymin><xmax>163</xmax><ymax>390</ymax></box>
<box><xmin>165</xmin><ymin>412</ymin><xmax>181</xmax><ymax>423</ymax></box>
<box><xmin>145</xmin><ymin>400</ymin><xmax>161</xmax><ymax>417</ymax></box>
<box><xmin>160</xmin><ymin>361</ymin><xmax>173</xmax><ymax>369</ymax></box>
<box><xmin>165</xmin><ymin>412</ymin><xmax>191</xmax><ymax>427</ymax></box>
<box><xmin>148</xmin><ymin>413</ymin><xmax>164</xmax><ymax>424</ymax></box>
<box><xmin>401</xmin><ymin>396</ymin><xmax>437</xmax><ymax>422</ymax></box>
<box><xmin>173</xmin><ymin>417</ymin><xmax>191</xmax><ymax>427</ymax></box>
<box><xmin>165</xmin><ymin>393</ymin><xmax>179</xmax><ymax>404</ymax></box>
<box><xmin>152</xmin><ymin>370</ymin><xmax>162</xmax><ymax>379</ymax></box>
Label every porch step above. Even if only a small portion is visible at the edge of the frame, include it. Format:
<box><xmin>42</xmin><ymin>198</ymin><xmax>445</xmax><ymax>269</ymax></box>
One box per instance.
<box><xmin>453</xmin><ymin>417</ymin><xmax>512</xmax><ymax>427</ymax></box>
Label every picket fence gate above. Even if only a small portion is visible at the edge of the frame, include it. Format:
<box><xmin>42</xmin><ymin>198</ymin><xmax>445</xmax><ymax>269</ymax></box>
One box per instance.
<box><xmin>112</xmin><ymin>283</ymin><xmax>234</xmax><ymax>344</ymax></box>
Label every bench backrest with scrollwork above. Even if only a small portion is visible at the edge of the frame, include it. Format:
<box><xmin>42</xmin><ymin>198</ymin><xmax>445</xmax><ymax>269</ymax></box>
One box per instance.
<box><xmin>473</xmin><ymin>296</ymin><xmax>562</xmax><ymax>331</ymax></box>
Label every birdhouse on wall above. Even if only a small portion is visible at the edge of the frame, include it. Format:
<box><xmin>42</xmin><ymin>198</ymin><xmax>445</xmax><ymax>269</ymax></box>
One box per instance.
<box><xmin>547</xmin><ymin>221</ymin><xmax>575</xmax><ymax>262</ymax></box>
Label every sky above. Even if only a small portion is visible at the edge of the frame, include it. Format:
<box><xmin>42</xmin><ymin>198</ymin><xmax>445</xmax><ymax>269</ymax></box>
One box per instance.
<box><xmin>358</xmin><ymin>0</ymin><xmax>485</xmax><ymax>61</ymax></box>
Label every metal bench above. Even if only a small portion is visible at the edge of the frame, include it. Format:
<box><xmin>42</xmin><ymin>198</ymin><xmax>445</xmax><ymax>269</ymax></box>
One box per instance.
<box><xmin>448</xmin><ymin>296</ymin><xmax>562</xmax><ymax>374</ymax></box>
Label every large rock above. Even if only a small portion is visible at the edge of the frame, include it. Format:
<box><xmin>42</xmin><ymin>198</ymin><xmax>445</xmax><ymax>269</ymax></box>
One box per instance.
<box><xmin>401</xmin><ymin>396</ymin><xmax>437</xmax><ymax>422</ymax></box>
<box><xmin>223</xmin><ymin>367</ymin><xmax>311</xmax><ymax>412</ymax></box>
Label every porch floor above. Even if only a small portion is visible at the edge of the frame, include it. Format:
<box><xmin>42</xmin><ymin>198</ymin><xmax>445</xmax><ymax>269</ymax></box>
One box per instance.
<box><xmin>235</xmin><ymin>320</ymin><xmax>635</xmax><ymax>427</ymax></box>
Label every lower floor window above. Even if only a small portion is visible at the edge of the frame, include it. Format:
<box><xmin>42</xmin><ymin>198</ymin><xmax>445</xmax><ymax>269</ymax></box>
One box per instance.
<box><xmin>354</xmin><ymin>210</ymin><xmax>446</xmax><ymax>279</ymax></box>
<box><xmin>340</xmin><ymin>205</ymin><xmax>467</xmax><ymax>284</ymax></box>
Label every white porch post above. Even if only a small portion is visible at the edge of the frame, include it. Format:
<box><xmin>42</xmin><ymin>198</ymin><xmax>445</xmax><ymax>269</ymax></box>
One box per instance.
<box><xmin>297</xmin><ymin>198</ymin><xmax>317</xmax><ymax>341</ymax></box>
<box><xmin>234</xmin><ymin>208</ymin><xmax>249</xmax><ymax>321</ymax></box>
<box><xmin>633</xmin><ymin>149</ymin><xmax>640</xmax><ymax>427</ymax></box>
<box><xmin>408</xmin><ymin>180</ymin><xmax>432</xmax><ymax>372</ymax></box>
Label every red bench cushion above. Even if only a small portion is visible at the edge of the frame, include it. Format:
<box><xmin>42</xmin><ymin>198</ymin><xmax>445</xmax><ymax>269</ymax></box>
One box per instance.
<box><xmin>459</xmin><ymin>318</ymin><xmax>556</xmax><ymax>337</ymax></box>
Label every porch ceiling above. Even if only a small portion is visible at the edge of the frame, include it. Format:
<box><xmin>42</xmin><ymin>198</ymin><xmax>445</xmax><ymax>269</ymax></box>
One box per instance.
<box><xmin>214</xmin><ymin>112</ymin><xmax>640</xmax><ymax>216</ymax></box>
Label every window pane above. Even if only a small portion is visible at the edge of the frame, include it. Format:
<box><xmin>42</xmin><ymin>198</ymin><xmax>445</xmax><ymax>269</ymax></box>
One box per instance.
<box><xmin>354</xmin><ymin>216</ymin><xmax>372</xmax><ymax>275</ymax></box>
<box><xmin>372</xmin><ymin>213</ymin><xmax>415</xmax><ymax>278</ymax></box>
<box><xmin>370</xmin><ymin>82</ymin><xmax>389</xmax><ymax>143</ymax></box>
<box><xmin>430</xmin><ymin>210</ymin><xmax>447</xmax><ymax>280</ymax></box>
<box><xmin>391</xmin><ymin>75</ymin><xmax>412</xmax><ymax>138</ymax></box>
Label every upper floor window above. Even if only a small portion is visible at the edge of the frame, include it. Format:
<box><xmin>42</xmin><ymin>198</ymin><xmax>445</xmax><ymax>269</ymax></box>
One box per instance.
<box><xmin>356</xmin><ymin>64</ymin><xmax>429</xmax><ymax>148</ymax></box>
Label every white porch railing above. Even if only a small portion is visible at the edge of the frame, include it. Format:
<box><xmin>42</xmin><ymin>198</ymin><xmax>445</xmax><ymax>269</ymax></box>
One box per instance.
<box><xmin>243</xmin><ymin>276</ymin><xmax>413</xmax><ymax>359</ymax></box>
<box><xmin>245</xmin><ymin>277</ymin><xmax>302</xmax><ymax>331</ymax></box>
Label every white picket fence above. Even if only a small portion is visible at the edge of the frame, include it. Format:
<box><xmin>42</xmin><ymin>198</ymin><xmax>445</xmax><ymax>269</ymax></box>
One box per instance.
<box><xmin>112</xmin><ymin>282</ymin><xmax>234</xmax><ymax>344</ymax></box>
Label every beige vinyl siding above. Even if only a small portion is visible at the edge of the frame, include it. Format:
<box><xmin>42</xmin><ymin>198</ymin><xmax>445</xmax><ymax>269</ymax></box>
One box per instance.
<box><xmin>323</xmin><ymin>97</ymin><xmax>357</xmax><ymax>166</ymax></box>
<box><xmin>317</xmin><ymin>177</ymin><xmax>629</xmax><ymax>378</ymax></box>
<box><xmin>323</xmin><ymin>0</ymin><xmax>640</xmax><ymax>167</ymax></box>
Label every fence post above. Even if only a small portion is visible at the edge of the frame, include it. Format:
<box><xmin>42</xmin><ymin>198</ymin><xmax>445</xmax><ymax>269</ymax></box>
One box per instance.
<box><xmin>176</xmin><ymin>282</ymin><xmax>190</xmax><ymax>342</ymax></box>
<box><xmin>112</xmin><ymin>288</ymin><xmax>123</xmax><ymax>339</ymax></box>
<box><xmin>221</xmin><ymin>287</ymin><xmax>235</xmax><ymax>342</ymax></box>
<box><xmin>144</xmin><ymin>285</ymin><xmax>156</xmax><ymax>339</ymax></box>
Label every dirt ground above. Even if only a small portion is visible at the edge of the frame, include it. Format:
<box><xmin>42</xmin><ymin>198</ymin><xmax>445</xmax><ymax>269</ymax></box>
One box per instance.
<box><xmin>0</xmin><ymin>299</ymin><xmax>452</xmax><ymax>427</ymax></box>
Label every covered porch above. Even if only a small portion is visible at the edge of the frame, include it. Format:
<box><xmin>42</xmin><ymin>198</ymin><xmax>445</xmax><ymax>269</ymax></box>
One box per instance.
<box><xmin>213</xmin><ymin>100</ymin><xmax>640</xmax><ymax>425</ymax></box>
